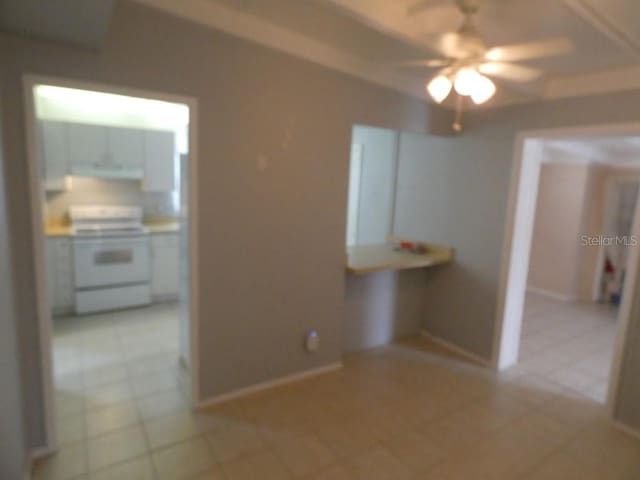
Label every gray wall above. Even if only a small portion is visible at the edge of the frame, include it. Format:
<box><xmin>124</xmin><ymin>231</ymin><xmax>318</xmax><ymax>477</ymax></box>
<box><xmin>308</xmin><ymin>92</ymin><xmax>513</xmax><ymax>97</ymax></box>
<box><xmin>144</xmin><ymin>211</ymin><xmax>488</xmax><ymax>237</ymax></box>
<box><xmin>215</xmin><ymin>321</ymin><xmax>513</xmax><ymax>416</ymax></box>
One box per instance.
<box><xmin>0</xmin><ymin>103</ymin><xmax>27</xmax><ymax>480</ymax></box>
<box><xmin>0</xmin><ymin>0</ymin><xmax>450</xmax><ymax>449</ymax></box>
<box><xmin>351</xmin><ymin>125</ymin><xmax>398</xmax><ymax>245</ymax></box>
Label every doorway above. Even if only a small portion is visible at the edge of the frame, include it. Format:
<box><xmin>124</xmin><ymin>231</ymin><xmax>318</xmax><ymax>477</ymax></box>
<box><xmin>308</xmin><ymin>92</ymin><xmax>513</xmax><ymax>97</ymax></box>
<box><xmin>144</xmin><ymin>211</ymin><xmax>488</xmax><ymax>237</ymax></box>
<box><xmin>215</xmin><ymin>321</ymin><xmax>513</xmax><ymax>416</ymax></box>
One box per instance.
<box><xmin>23</xmin><ymin>76</ymin><xmax>200</xmax><ymax>454</ymax></box>
<box><xmin>494</xmin><ymin>124</ymin><xmax>640</xmax><ymax>415</ymax></box>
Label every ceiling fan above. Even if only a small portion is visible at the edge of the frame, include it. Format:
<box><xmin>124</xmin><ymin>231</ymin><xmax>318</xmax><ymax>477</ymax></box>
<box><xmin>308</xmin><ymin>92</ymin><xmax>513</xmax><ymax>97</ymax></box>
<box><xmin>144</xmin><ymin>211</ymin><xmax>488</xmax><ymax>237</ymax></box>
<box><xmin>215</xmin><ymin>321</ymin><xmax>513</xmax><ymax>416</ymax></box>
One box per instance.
<box><xmin>399</xmin><ymin>0</ymin><xmax>574</xmax><ymax>112</ymax></box>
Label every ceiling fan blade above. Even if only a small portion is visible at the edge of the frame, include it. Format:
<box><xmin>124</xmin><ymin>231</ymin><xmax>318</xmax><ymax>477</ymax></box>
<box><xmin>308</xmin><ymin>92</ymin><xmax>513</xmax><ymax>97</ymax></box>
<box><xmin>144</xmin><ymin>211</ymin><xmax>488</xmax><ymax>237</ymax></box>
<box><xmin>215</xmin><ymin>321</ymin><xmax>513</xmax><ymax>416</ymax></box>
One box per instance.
<box><xmin>478</xmin><ymin>62</ymin><xmax>542</xmax><ymax>82</ymax></box>
<box><xmin>393</xmin><ymin>59</ymin><xmax>453</xmax><ymax>68</ymax></box>
<box><xmin>485</xmin><ymin>37</ymin><xmax>574</xmax><ymax>62</ymax></box>
<box><xmin>423</xmin><ymin>32</ymin><xmax>467</xmax><ymax>58</ymax></box>
<box><xmin>406</xmin><ymin>0</ymin><xmax>452</xmax><ymax>16</ymax></box>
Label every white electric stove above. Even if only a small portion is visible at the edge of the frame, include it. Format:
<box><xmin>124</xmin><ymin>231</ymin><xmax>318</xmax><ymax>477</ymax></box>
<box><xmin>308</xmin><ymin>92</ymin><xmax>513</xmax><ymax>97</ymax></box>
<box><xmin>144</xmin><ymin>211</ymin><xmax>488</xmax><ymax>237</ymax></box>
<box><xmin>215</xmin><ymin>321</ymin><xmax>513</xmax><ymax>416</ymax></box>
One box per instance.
<box><xmin>70</xmin><ymin>206</ymin><xmax>151</xmax><ymax>314</ymax></box>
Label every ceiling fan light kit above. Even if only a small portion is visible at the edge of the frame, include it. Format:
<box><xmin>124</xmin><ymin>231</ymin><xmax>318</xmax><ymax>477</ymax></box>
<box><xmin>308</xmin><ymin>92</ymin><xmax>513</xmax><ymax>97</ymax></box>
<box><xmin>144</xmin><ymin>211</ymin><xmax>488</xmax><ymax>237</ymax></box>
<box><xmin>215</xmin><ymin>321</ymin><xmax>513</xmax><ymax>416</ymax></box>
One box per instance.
<box><xmin>405</xmin><ymin>0</ymin><xmax>574</xmax><ymax>110</ymax></box>
<box><xmin>426</xmin><ymin>66</ymin><xmax>496</xmax><ymax>105</ymax></box>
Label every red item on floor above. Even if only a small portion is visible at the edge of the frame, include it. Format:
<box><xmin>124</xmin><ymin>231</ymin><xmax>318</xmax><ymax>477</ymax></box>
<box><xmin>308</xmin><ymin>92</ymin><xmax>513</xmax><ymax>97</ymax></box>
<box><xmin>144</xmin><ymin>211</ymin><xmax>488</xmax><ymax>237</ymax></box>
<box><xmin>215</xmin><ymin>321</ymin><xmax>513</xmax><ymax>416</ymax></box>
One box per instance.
<box><xmin>605</xmin><ymin>257</ymin><xmax>615</xmax><ymax>274</ymax></box>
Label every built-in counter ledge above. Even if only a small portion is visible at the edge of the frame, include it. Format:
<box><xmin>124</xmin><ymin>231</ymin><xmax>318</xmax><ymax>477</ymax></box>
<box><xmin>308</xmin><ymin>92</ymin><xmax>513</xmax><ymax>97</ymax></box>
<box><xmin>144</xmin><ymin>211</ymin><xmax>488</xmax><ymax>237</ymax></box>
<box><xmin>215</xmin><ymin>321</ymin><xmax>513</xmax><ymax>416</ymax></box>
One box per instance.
<box><xmin>346</xmin><ymin>243</ymin><xmax>453</xmax><ymax>275</ymax></box>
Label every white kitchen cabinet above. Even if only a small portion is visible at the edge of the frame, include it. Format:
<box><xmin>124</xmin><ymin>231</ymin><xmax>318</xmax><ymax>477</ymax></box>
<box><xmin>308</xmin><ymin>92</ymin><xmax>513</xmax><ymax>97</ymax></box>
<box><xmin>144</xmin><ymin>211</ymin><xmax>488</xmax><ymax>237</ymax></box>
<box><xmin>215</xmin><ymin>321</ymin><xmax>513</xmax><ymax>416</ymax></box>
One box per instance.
<box><xmin>38</xmin><ymin>120</ymin><xmax>69</xmax><ymax>192</ymax></box>
<box><xmin>151</xmin><ymin>233</ymin><xmax>180</xmax><ymax>299</ymax></box>
<box><xmin>68</xmin><ymin>123</ymin><xmax>146</xmax><ymax>179</ymax></box>
<box><xmin>68</xmin><ymin>123</ymin><xmax>109</xmax><ymax>175</ymax></box>
<box><xmin>45</xmin><ymin>237</ymin><xmax>74</xmax><ymax>314</ymax></box>
<box><xmin>38</xmin><ymin>120</ymin><xmax>174</xmax><ymax>185</ymax></box>
<box><xmin>107</xmin><ymin>127</ymin><xmax>145</xmax><ymax>176</ymax></box>
<box><xmin>143</xmin><ymin>130</ymin><xmax>175</xmax><ymax>192</ymax></box>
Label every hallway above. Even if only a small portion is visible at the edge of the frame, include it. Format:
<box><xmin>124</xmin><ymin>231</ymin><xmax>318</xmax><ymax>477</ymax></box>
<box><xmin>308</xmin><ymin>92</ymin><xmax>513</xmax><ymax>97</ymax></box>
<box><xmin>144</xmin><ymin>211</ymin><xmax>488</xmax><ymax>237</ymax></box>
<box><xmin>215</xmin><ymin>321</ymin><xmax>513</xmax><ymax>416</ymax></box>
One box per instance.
<box><xmin>519</xmin><ymin>293</ymin><xmax>618</xmax><ymax>403</ymax></box>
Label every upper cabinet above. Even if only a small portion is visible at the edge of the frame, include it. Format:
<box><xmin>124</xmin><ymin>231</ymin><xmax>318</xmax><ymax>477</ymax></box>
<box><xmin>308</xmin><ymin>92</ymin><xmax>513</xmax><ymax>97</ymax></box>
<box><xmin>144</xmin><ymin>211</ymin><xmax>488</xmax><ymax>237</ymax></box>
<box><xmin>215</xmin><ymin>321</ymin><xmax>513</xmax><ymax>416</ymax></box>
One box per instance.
<box><xmin>37</xmin><ymin>120</ymin><xmax>176</xmax><ymax>192</ymax></box>
<box><xmin>68</xmin><ymin>123</ymin><xmax>108</xmax><ymax>176</ymax></box>
<box><xmin>142</xmin><ymin>130</ymin><xmax>175</xmax><ymax>192</ymax></box>
<box><xmin>108</xmin><ymin>127</ymin><xmax>145</xmax><ymax>178</ymax></box>
<box><xmin>38</xmin><ymin>120</ymin><xmax>69</xmax><ymax>192</ymax></box>
<box><xmin>68</xmin><ymin>123</ymin><xmax>144</xmax><ymax>180</ymax></box>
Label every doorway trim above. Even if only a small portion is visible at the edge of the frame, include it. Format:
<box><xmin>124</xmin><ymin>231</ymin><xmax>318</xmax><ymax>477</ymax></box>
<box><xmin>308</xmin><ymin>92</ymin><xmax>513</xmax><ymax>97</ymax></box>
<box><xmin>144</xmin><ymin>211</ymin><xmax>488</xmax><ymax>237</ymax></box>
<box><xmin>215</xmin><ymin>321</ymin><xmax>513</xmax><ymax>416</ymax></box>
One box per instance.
<box><xmin>22</xmin><ymin>74</ymin><xmax>201</xmax><ymax>451</ymax></box>
<box><xmin>492</xmin><ymin>122</ymin><xmax>640</xmax><ymax>420</ymax></box>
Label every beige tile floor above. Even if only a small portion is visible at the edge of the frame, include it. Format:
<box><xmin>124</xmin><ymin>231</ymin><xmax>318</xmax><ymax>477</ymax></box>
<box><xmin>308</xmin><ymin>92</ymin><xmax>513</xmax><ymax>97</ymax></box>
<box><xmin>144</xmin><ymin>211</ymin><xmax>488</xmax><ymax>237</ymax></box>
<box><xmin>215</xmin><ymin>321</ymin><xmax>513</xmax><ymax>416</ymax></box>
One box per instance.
<box><xmin>35</xmin><ymin>303</ymin><xmax>640</xmax><ymax>480</ymax></box>
<box><xmin>519</xmin><ymin>292</ymin><xmax>619</xmax><ymax>403</ymax></box>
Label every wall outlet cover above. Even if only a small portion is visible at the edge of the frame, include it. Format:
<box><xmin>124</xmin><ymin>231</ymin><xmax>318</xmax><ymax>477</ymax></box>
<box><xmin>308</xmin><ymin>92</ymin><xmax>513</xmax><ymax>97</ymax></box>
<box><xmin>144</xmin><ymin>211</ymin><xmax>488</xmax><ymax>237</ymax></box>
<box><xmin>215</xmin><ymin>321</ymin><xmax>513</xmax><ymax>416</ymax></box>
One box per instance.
<box><xmin>306</xmin><ymin>330</ymin><xmax>319</xmax><ymax>352</ymax></box>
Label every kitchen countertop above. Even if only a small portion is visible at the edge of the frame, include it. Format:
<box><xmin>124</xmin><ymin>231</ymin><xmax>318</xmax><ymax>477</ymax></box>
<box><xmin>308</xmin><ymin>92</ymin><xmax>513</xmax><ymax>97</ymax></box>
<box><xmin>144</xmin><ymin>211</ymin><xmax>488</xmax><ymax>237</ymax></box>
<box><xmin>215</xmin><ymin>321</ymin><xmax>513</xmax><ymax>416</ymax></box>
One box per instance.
<box><xmin>346</xmin><ymin>243</ymin><xmax>453</xmax><ymax>275</ymax></box>
<box><xmin>44</xmin><ymin>221</ymin><xmax>180</xmax><ymax>237</ymax></box>
<box><xmin>147</xmin><ymin>222</ymin><xmax>180</xmax><ymax>233</ymax></box>
<box><xmin>45</xmin><ymin>225</ymin><xmax>73</xmax><ymax>237</ymax></box>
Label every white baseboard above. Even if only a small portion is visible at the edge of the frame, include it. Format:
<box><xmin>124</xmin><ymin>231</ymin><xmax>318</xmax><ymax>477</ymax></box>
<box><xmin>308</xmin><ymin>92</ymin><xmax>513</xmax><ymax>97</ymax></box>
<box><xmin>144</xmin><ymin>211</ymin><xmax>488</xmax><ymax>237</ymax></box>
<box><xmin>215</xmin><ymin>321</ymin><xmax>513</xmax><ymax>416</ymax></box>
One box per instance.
<box><xmin>420</xmin><ymin>330</ymin><xmax>491</xmax><ymax>367</ymax></box>
<box><xmin>527</xmin><ymin>286</ymin><xmax>576</xmax><ymax>302</ymax></box>
<box><xmin>612</xmin><ymin>420</ymin><xmax>640</xmax><ymax>441</ymax></box>
<box><xmin>195</xmin><ymin>362</ymin><xmax>343</xmax><ymax>409</ymax></box>
<box><xmin>25</xmin><ymin>445</ymin><xmax>56</xmax><ymax>480</ymax></box>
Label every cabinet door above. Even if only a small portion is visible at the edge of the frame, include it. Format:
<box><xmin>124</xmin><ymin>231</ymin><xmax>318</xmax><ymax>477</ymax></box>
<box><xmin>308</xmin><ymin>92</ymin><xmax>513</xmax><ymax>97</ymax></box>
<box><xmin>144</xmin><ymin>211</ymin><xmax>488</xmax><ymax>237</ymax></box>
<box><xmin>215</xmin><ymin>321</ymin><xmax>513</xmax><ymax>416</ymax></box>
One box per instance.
<box><xmin>45</xmin><ymin>239</ymin><xmax>57</xmax><ymax>309</ymax></box>
<box><xmin>151</xmin><ymin>235</ymin><xmax>180</xmax><ymax>298</ymax></box>
<box><xmin>68</xmin><ymin>123</ymin><xmax>109</xmax><ymax>172</ymax></box>
<box><xmin>143</xmin><ymin>130</ymin><xmax>175</xmax><ymax>192</ymax></box>
<box><xmin>38</xmin><ymin>120</ymin><xmax>69</xmax><ymax>191</ymax></box>
<box><xmin>108</xmin><ymin>127</ymin><xmax>145</xmax><ymax>174</ymax></box>
<box><xmin>46</xmin><ymin>238</ymin><xmax>73</xmax><ymax>313</ymax></box>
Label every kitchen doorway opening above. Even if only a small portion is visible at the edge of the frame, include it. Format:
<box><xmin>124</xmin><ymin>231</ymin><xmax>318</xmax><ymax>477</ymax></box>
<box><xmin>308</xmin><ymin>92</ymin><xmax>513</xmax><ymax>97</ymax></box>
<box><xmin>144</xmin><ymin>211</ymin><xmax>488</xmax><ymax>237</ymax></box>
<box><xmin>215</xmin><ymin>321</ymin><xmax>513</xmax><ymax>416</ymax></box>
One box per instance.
<box><xmin>23</xmin><ymin>75</ymin><xmax>200</xmax><ymax>453</ymax></box>
<box><xmin>494</xmin><ymin>124</ymin><xmax>640</xmax><ymax>418</ymax></box>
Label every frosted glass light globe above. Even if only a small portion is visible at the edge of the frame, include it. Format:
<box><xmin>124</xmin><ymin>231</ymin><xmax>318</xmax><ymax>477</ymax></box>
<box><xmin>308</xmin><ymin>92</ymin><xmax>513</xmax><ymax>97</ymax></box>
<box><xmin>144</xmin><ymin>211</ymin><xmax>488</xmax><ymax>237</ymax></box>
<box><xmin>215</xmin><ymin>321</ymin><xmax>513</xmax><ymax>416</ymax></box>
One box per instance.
<box><xmin>454</xmin><ymin>67</ymin><xmax>482</xmax><ymax>96</ymax></box>
<box><xmin>426</xmin><ymin>75</ymin><xmax>452</xmax><ymax>103</ymax></box>
<box><xmin>470</xmin><ymin>74</ymin><xmax>496</xmax><ymax>104</ymax></box>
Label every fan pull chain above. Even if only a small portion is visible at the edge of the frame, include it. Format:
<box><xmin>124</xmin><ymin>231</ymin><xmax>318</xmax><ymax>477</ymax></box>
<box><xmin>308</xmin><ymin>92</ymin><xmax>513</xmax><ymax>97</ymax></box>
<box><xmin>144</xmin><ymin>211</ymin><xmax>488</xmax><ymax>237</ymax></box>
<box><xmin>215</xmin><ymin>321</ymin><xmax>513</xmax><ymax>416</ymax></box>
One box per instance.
<box><xmin>453</xmin><ymin>93</ymin><xmax>464</xmax><ymax>133</ymax></box>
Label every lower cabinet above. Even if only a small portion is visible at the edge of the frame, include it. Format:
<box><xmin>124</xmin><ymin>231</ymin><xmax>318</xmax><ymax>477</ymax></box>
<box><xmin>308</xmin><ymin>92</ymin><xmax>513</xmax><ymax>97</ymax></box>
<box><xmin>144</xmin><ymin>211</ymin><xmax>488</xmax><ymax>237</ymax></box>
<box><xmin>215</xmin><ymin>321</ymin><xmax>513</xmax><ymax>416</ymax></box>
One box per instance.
<box><xmin>151</xmin><ymin>233</ymin><xmax>180</xmax><ymax>300</ymax></box>
<box><xmin>45</xmin><ymin>237</ymin><xmax>74</xmax><ymax>315</ymax></box>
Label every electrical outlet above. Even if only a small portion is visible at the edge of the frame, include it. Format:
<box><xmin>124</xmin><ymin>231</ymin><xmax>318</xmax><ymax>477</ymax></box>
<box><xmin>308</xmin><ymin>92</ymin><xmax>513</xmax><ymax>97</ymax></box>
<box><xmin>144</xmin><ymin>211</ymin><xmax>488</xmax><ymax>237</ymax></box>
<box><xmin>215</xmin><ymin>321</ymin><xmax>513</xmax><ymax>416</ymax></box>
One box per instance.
<box><xmin>305</xmin><ymin>330</ymin><xmax>319</xmax><ymax>352</ymax></box>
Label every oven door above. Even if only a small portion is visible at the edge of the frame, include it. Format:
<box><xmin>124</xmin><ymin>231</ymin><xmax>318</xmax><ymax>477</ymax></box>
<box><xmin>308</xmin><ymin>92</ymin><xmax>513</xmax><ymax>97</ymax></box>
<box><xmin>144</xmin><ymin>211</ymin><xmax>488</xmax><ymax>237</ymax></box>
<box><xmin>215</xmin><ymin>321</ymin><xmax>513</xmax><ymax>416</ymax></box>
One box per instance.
<box><xmin>73</xmin><ymin>236</ymin><xmax>150</xmax><ymax>289</ymax></box>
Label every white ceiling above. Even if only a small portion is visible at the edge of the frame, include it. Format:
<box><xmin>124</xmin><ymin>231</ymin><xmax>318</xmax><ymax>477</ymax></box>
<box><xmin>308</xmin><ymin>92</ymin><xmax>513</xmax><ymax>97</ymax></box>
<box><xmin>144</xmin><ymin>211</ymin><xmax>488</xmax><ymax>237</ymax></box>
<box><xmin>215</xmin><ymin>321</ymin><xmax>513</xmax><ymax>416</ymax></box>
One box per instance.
<box><xmin>325</xmin><ymin>0</ymin><xmax>636</xmax><ymax>74</ymax></box>
<box><xmin>320</xmin><ymin>0</ymin><xmax>640</xmax><ymax>103</ymax></box>
<box><xmin>2</xmin><ymin>0</ymin><xmax>639</xmax><ymax>107</ymax></box>
<box><xmin>544</xmin><ymin>136</ymin><xmax>640</xmax><ymax>167</ymax></box>
<box><xmin>190</xmin><ymin>0</ymin><xmax>640</xmax><ymax>107</ymax></box>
